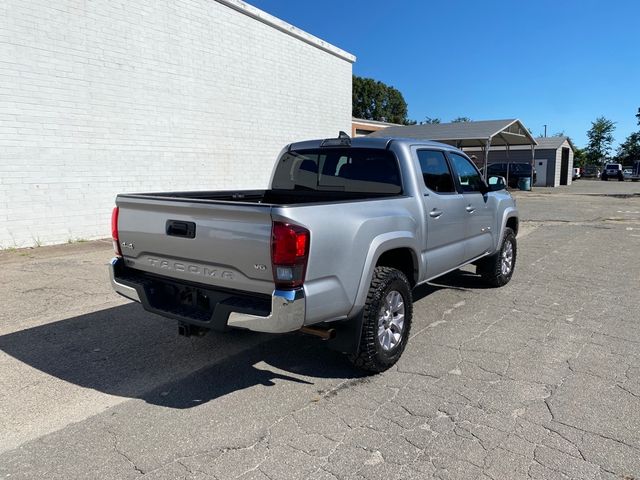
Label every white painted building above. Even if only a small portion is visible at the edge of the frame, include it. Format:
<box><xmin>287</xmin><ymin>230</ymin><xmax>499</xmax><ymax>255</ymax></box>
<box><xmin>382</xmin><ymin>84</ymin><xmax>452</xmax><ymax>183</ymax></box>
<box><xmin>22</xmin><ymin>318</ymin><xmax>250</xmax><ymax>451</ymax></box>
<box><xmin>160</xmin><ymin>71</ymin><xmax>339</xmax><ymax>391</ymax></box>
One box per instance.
<box><xmin>0</xmin><ymin>0</ymin><xmax>355</xmax><ymax>248</ymax></box>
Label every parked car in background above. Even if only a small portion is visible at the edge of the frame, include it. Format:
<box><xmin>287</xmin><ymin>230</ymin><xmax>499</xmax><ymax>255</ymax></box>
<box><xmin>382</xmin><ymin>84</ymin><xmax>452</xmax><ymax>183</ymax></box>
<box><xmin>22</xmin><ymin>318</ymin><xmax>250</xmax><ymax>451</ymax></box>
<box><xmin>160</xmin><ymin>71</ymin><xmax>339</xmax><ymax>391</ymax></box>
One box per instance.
<box><xmin>601</xmin><ymin>163</ymin><xmax>624</xmax><ymax>181</ymax></box>
<box><xmin>573</xmin><ymin>167</ymin><xmax>581</xmax><ymax>180</ymax></box>
<box><xmin>582</xmin><ymin>165</ymin><xmax>600</xmax><ymax>178</ymax></box>
<box><xmin>630</xmin><ymin>160</ymin><xmax>640</xmax><ymax>182</ymax></box>
<box><xmin>485</xmin><ymin>163</ymin><xmax>537</xmax><ymax>188</ymax></box>
<box><xmin>623</xmin><ymin>169</ymin><xmax>632</xmax><ymax>180</ymax></box>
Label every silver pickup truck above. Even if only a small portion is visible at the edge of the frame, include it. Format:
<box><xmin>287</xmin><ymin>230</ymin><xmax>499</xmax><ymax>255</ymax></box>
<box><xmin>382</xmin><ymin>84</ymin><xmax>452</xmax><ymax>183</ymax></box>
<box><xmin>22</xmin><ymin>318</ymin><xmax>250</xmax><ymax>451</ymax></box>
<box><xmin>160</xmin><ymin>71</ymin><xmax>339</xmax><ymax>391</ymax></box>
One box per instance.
<box><xmin>110</xmin><ymin>133</ymin><xmax>519</xmax><ymax>372</ymax></box>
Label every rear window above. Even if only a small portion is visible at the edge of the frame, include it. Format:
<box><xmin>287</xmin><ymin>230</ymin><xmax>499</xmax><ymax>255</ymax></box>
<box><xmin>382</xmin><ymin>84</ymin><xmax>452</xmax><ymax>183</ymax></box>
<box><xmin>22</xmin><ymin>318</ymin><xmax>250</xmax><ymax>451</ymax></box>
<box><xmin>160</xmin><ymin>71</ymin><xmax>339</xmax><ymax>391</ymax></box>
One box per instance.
<box><xmin>272</xmin><ymin>148</ymin><xmax>402</xmax><ymax>194</ymax></box>
<box><xmin>510</xmin><ymin>163</ymin><xmax>532</xmax><ymax>173</ymax></box>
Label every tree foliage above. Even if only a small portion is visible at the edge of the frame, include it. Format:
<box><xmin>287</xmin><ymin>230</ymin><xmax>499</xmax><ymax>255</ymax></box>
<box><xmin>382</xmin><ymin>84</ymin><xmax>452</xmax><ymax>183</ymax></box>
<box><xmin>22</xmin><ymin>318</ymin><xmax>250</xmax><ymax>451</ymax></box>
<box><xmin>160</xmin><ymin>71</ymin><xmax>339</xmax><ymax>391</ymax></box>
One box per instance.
<box><xmin>352</xmin><ymin>75</ymin><xmax>411</xmax><ymax>125</ymax></box>
<box><xmin>573</xmin><ymin>147</ymin><xmax>586</xmax><ymax>167</ymax></box>
<box><xmin>616</xmin><ymin>132</ymin><xmax>640</xmax><ymax>164</ymax></box>
<box><xmin>585</xmin><ymin>117</ymin><xmax>616</xmax><ymax>164</ymax></box>
<box><xmin>451</xmin><ymin>117</ymin><xmax>472</xmax><ymax>123</ymax></box>
<box><xmin>614</xmin><ymin>108</ymin><xmax>640</xmax><ymax>164</ymax></box>
<box><xmin>423</xmin><ymin>117</ymin><xmax>441</xmax><ymax>124</ymax></box>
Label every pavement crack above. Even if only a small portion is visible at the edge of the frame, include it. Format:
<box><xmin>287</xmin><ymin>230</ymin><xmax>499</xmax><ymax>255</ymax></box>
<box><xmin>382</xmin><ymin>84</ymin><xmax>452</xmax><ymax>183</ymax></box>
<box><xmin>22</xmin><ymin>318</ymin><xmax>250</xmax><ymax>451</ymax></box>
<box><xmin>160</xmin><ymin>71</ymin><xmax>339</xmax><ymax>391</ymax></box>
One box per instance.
<box><xmin>396</xmin><ymin>369</ymin><xmax>440</xmax><ymax>379</ymax></box>
<box><xmin>106</xmin><ymin>429</ymin><xmax>145</xmax><ymax>475</ymax></box>
<box><xmin>615</xmin><ymin>383</ymin><xmax>640</xmax><ymax>400</ymax></box>
<box><xmin>530</xmin><ymin>459</ymin><xmax>571</xmax><ymax>479</ymax></box>
<box><xmin>556</xmin><ymin>419</ymin><xmax>640</xmax><ymax>453</ymax></box>
<box><xmin>454</xmin><ymin>425</ymin><xmax>488</xmax><ymax>451</ymax></box>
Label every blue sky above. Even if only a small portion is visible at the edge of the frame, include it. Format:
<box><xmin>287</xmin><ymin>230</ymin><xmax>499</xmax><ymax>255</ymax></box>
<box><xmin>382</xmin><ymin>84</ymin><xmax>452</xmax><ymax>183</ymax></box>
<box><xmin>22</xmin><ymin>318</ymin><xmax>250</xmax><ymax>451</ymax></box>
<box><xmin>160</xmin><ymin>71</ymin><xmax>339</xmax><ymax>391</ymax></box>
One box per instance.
<box><xmin>248</xmin><ymin>0</ymin><xmax>640</xmax><ymax>149</ymax></box>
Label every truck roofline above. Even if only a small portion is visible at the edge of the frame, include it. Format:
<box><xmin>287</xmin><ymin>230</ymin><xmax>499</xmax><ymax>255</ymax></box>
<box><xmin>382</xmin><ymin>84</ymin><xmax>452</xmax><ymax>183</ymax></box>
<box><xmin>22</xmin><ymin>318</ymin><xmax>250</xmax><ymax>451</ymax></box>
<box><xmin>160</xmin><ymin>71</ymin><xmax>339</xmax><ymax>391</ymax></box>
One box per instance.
<box><xmin>288</xmin><ymin>136</ymin><xmax>458</xmax><ymax>152</ymax></box>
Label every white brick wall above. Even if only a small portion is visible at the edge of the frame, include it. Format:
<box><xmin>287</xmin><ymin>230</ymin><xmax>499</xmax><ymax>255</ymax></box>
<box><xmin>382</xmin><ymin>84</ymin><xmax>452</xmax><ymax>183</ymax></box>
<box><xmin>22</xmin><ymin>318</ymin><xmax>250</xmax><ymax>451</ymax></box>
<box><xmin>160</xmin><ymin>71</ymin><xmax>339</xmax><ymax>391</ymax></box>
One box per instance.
<box><xmin>0</xmin><ymin>0</ymin><xmax>354</xmax><ymax>247</ymax></box>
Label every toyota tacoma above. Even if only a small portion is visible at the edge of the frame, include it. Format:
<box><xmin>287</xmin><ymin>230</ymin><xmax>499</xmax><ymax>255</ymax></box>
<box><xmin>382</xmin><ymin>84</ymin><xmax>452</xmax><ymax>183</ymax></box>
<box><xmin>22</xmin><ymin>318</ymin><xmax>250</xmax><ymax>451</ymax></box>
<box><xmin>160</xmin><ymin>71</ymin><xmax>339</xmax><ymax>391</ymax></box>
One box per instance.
<box><xmin>110</xmin><ymin>133</ymin><xmax>519</xmax><ymax>372</ymax></box>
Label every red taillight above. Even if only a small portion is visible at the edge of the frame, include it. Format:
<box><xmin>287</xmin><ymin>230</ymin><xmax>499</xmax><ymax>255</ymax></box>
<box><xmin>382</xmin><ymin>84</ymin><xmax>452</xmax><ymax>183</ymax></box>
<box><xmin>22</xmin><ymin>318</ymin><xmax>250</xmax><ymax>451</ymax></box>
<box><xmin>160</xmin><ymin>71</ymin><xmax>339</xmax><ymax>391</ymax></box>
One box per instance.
<box><xmin>271</xmin><ymin>221</ymin><xmax>309</xmax><ymax>289</ymax></box>
<box><xmin>111</xmin><ymin>207</ymin><xmax>122</xmax><ymax>257</ymax></box>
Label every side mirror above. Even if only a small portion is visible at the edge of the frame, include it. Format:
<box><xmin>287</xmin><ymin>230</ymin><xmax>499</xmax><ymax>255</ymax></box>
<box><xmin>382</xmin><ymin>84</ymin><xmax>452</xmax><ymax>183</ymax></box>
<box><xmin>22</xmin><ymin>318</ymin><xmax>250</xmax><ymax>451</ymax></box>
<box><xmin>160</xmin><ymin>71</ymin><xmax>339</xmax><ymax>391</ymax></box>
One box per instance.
<box><xmin>488</xmin><ymin>176</ymin><xmax>506</xmax><ymax>191</ymax></box>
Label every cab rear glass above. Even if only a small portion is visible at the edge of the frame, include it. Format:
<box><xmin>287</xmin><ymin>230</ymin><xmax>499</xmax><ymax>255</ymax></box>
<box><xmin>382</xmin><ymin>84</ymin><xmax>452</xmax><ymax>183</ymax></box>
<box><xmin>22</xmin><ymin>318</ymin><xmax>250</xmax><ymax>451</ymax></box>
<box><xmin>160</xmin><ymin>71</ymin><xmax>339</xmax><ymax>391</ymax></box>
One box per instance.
<box><xmin>272</xmin><ymin>148</ymin><xmax>402</xmax><ymax>194</ymax></box>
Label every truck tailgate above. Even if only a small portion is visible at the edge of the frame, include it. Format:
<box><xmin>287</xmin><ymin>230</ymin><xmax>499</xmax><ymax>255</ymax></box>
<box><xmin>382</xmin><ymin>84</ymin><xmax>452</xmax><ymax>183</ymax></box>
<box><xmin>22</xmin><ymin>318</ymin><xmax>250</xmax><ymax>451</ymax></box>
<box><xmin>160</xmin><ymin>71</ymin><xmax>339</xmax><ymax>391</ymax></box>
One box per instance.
<box><xmin>116</xmin><ymin>195</ymin><xmax>275</xmax><ymax>295</ymax></box>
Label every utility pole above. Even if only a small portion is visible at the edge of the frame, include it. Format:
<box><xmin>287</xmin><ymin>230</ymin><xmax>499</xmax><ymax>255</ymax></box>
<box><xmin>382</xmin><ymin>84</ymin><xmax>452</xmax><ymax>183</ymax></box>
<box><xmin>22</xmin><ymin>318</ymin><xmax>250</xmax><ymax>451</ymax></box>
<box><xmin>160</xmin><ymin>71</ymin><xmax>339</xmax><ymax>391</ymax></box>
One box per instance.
<box><xmin>543</xmin><ymin>125</ymin><xmax>547</xmax><ymax>137</ymax></box>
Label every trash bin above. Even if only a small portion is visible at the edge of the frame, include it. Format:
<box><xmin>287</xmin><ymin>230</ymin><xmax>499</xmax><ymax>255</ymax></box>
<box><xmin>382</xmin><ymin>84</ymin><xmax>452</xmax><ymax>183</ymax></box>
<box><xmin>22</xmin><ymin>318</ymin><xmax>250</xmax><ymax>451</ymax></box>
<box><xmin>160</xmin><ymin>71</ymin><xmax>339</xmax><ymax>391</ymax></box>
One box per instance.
<box><xmin>517</xmin><ymin>177</ymin><xmax>531</xmax><ymax>191</ymax></box>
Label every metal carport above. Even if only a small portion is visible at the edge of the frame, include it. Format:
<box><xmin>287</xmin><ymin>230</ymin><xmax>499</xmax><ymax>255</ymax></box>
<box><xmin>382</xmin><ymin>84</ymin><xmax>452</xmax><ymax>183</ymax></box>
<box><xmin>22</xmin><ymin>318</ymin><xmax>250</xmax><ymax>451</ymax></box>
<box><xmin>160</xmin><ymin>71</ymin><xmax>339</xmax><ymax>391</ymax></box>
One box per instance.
<box><xmin>369</xmin><ymin>119</ymin><xmax>537</xmax><ymax>184</ymax></box>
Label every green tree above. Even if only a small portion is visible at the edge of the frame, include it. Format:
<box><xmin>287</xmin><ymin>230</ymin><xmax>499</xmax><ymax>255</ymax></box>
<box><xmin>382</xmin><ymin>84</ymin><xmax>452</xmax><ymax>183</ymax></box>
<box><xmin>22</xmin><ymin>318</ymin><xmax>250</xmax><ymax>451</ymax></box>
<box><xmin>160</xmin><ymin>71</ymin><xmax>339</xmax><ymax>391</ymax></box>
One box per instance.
<box><xmin>615</xmin><ymin>108</ymin><xmax>640</xmax><ymax>164</ymax></box>
<box><xmin>451</xmin><ymin>117</ymin><xmax>471</xmax><ymax>123</ymax></box>
<box><xmin>423</xmin><ymin>117</ymin><xmax>441</xmax><ymax>124</ymax></box>
<box><xmin>352</xmin><ymin>75</ymin><xmax>411</xmax><ymax>125</ymax></box>
<box><xmin>573</xmin><ymin>147</ymin><xmax>587</xmax><ymax>168</ymax></box>
<box><xmin>617</xmin><ymin>132</ymin><xmax>640</xmax><ymax>164</ymax></box>
<box><xmin>585</xmin><ymin>117</ymin><xmax>616</xmax><ymax>165</ymax></box>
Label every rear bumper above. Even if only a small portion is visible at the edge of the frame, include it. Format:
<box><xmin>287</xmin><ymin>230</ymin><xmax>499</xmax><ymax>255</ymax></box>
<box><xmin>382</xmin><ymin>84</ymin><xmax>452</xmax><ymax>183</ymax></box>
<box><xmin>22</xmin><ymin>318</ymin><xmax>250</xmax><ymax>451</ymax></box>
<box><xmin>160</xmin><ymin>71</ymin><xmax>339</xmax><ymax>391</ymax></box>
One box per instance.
<box><xmin>109</xmin><ymin>257</ymin><xmax>305</xmax><ymax>333</ymax></box>
<box><xmin>227</xmin><ymin>288</ymin><xmax>305</xmax><ymax>333</ymax></box>
<box><xmin>110</xmin><ymin>257</ymin><xmax>141</xmax><ymax>302</ymax></box>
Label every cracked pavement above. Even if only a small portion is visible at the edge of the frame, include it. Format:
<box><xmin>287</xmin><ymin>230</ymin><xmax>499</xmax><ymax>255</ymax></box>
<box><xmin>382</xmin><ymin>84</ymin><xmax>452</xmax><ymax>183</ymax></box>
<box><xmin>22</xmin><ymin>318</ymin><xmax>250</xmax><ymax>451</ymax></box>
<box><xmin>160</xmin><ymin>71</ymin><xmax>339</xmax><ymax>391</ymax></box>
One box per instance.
<box><xmin>1</xmin><ymin>180</ymin><xmax>639</xmax><ymax>479</ymax></box>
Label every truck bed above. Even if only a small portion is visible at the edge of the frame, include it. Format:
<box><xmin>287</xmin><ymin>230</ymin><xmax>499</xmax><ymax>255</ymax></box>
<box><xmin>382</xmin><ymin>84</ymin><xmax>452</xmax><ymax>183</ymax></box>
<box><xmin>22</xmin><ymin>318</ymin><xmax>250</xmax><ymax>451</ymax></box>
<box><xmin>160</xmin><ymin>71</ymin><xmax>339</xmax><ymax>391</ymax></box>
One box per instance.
<box><xmin>114</xmin><ymin>188</ymin><xmax>405</xmax><ymax>300</ymax></box>
<box><xmin>119</xmin><ymin>189</ymin><xmax>401</xmax><ymax>206</ymax></box>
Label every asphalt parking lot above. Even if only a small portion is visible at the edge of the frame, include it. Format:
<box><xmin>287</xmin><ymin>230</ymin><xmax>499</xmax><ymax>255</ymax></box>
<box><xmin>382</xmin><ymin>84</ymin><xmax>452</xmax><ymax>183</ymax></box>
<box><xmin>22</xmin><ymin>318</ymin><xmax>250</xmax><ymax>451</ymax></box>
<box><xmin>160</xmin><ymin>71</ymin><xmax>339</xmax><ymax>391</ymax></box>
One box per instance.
<box><xmin>1</xmin><ymin>181</ymin><xmax>639</xmax><ymax>480</ymax></box>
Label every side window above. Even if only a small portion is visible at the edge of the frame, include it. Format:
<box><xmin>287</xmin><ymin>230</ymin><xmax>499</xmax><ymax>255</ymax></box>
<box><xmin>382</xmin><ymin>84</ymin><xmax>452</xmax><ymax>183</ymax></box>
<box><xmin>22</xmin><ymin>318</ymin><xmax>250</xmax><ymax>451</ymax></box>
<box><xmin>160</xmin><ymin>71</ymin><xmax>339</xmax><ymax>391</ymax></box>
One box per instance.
<box><xmin>449</xmin><ymin>153</ymin><xmax>484</xmax><ymax>193</ymax></box>
<box><xmin>416</xmin><ymin>150</ymin><xmax>456</xmax><ymax>193</ymax></box>
<box><xmin>335</xmin><ymin>156</ymin><xmax>349</xmax><ymax>175</ymax></box>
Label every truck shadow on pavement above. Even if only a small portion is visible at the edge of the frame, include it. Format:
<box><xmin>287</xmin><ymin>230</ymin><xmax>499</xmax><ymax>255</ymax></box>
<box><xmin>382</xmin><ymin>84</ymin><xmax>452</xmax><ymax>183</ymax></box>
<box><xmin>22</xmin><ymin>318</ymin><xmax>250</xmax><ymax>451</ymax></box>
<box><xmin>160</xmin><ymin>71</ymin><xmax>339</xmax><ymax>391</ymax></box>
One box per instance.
<box><xmin>0</xmin><ymin>270</ymin><xmax>481</xmax><ymax>409</ymax></box>
<box><xmin>413</xmin><ymin>268</ymin><xmax>491</xmax><ymax>302</ymax></box>
<box><xmin>0</xmin><ymin>303</ymin><xmax>363</xmax><ymax>408</ymax></box>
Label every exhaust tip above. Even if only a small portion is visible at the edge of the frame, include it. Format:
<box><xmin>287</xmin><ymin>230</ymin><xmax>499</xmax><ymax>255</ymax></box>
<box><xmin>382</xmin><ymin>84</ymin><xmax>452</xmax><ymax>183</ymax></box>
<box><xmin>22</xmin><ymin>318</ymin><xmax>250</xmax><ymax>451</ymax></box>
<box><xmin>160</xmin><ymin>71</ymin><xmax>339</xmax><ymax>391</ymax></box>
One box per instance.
<box><xmin>300</xmin><ymin>326</ymin><xmax>336</xmax><ymax>341</ymax></box>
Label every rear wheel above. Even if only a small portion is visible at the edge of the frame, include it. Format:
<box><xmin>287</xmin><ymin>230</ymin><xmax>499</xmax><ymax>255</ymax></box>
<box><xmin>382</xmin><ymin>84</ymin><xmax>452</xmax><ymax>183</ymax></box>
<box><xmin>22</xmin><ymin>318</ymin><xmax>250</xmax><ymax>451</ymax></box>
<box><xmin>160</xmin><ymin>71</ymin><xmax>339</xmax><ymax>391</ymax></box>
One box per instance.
<box><xmin>348</xmin><ymin>267</ymin><xmax>412</xmax><ymax>373</ymax></box>
<box><xmin>478</xmin><ymin>227</ymin><xmax>517</xmax><ymax>287</ymax></box>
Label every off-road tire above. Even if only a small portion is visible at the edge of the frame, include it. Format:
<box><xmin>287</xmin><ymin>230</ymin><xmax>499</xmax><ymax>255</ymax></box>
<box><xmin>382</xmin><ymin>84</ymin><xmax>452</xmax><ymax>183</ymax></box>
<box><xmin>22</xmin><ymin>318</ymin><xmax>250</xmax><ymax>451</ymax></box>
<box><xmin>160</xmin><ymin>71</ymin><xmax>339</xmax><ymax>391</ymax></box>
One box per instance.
<box><xmin>348</xmin><ymin>267</ymin><xmax>412</xmax><ymax>373</ymax></box>
<box><xmin>477</xmin><ymin>227</ymin><xmax>517</xmax><ymax>287</ymax></box>
<box><xmin>618</xmin><ymin>174</ymin><xmax>624</xmax><ymax>182</ymax></box>
<box><xmin>601</xmin><ymin>175</ymin><xmax>607</xmax><ymax>181</ymax></box>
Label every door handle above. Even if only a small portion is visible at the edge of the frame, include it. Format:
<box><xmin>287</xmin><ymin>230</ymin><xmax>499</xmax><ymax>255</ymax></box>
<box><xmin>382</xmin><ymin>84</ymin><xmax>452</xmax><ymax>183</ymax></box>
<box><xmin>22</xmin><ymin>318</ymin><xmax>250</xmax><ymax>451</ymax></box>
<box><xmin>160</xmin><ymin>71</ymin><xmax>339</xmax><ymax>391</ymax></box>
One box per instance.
<box><xmin>465</xmin><ymin>205</ymin><xmax>475</xmax><ymax>213</ymax></box>
<box><xmin>429</xmin><ymin>209</ymin><xmax>443</xmax><ymax>218</ymax></box>
<box><xmin>166</xmin><ymin>220</ymin><xmax>196</xmax><ymax>238</ymax></box>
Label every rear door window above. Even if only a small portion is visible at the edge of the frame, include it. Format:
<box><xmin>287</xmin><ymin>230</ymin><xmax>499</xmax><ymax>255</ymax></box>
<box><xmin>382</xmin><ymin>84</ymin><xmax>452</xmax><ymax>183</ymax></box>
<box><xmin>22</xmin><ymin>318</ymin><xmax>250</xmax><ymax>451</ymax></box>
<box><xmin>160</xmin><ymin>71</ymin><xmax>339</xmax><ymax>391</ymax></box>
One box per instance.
<box><xmin>416</xmin><ymin>150</ymin><xmax>455</xmax><ymax>193</ymax></box>
<box><xmin>487</xmin><ymin>164</ymin><xmax>505</xmax><ymax>175</ymax></box>
<box><xmin>510</xmin><ymin>163</ymin><xmax>531</xmax><ymax>174</ymax></box>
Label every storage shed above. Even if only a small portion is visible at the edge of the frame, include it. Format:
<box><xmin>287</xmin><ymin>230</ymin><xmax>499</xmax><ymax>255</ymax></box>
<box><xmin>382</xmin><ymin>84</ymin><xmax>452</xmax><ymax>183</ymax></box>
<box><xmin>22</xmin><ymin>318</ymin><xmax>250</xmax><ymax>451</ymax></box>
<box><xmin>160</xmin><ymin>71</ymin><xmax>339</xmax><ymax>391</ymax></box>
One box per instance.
<box><xmin>466</xmin><ymin>136</ymin><xmax>575</xmax><ymax>187</ymax></box>
<box><xmin>369</xmin><ymin>119</ymin><xmax>538</xmax><ymax>177</ymax></box>
<box><xmin>532</xmin><ymin>136</ymin><xmax>575</xmax><ymax>187</ymax></box>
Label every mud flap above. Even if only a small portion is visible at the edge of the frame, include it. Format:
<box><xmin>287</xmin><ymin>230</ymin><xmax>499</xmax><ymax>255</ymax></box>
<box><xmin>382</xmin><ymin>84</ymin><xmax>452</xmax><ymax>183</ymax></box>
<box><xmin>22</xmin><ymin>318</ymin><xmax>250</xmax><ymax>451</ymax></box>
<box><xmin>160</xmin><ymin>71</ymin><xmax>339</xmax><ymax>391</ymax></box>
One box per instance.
<box><xmin>326</xmin><ymin>313</ymin><xmax>364</xmax><ymax>355</ymax></box>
